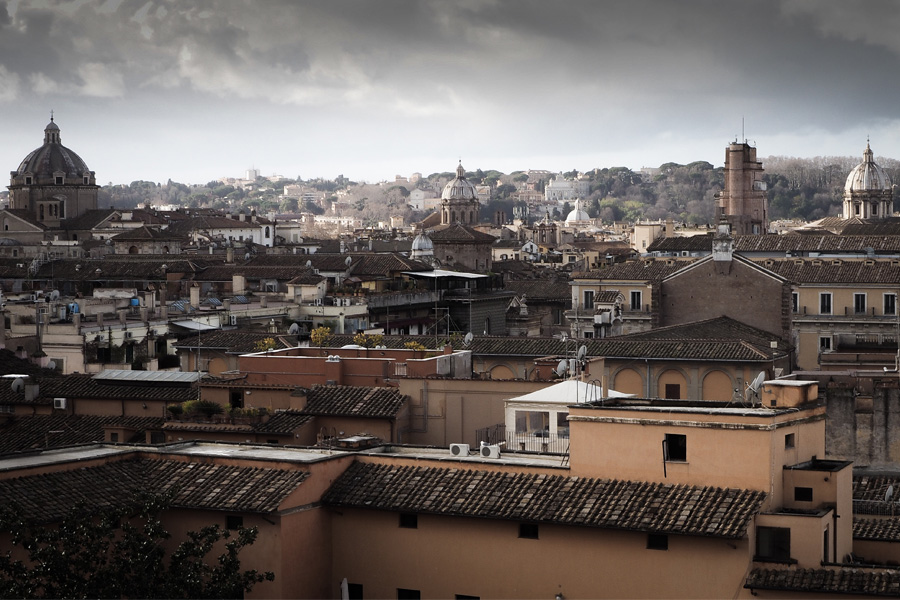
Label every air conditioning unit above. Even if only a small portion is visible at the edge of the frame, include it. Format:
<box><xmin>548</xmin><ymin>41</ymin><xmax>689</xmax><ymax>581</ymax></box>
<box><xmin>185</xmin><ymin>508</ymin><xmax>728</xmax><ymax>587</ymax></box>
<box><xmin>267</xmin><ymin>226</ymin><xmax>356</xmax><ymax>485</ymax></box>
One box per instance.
<box><xmin>230</xmin><ymin>314</ymin><xmax>238</xmax><ymax>326</ymax></box>
<box><xmin>124</xmin><ymin>331</ymin><xmax>133</xmax><ymax>339</ymax></box>
<box><xmin>53</xmin><ymin>398</ymin><xmax>67</xmax><ymax>410</ymax></box>
<box><xmin>450</xmin><ymin>443</ymin><xmax>470</xmax><ymax>457</ymax></box>
<box><xmin>314</xmin><ymin>298</ymin><xmax>323</xmax><ymax>306</ymax></box>
<box><xmin>480</xmin><ymin>444</ymin><xmax>501</xmax><ymax>459</ymax></box>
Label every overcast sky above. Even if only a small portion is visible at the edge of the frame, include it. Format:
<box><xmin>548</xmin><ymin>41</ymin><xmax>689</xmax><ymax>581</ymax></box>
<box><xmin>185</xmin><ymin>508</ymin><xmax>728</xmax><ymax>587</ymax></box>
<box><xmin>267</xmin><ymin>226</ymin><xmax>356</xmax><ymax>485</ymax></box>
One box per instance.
<box><xmin>1</xmin><ymin>0</ymin><xmax>899</xmax><ymax>185</ymax></box>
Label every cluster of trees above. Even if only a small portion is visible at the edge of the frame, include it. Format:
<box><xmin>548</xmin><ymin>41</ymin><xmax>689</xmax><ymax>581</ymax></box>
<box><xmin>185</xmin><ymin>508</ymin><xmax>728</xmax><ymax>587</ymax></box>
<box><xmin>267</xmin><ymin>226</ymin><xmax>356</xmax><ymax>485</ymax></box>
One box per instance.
<box><xmin>0</xmin><ymin>492</ymin><xmax>272</xmax><ymax>599</ymax></box>
<box><xmin>97</xmin><ymin>153</ymin><xmax>900</xmax><ymax>226</ymax></box>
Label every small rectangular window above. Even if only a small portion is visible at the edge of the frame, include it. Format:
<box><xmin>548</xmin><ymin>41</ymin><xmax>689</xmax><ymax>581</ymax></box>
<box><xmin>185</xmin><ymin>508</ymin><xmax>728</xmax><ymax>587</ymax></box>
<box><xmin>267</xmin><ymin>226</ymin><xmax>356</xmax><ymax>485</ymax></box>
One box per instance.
<box><xmin>630</xmin><ymin>291</ymin><xmax>642</xmax><ymax>311</ymax></box>
<box><xmin>110</xmin><ymin>432</ymin><xmax>119</xmax><ymax>443</ymax></box>
<box><xmin>819</xmin><ymin>336</ymin><xmax>832</xmax><ymax>351</ymax></box>
<box><xmin>791</xmin><ymin>292</ymin><xmax>799</xmax><ymax>313</ymax></box>
<box><xmin>756</xmin><ymin>526</ymin><xmax>791</xmax><ymax>562</ymax></box>
<box><xmin>455</xmin><ymin>595</ymin><xmax>480</xmax><ymax>600</ymax></box>
<box><xmin>664</xmin><ymin>384</ymin><xmax>680</xmax><ymax>400</ymax></box>
<box><xmin>664</xmin><ymin>433</ymin><xmax>686</xmax><ymax>462</ymax></box>
<box><xmin>854</xmin><ymin>293</ymin><xmax>867</xmax><ymax>315</ymax></box>
<box><xmin>885</xmin><ymin>294</ymin><xmax>897</xmax><ymax>316</ymax></box>
<box><xmin>226</xmin><ymin>515</ymin><xmax>243</xmax><ymax>530</ymax></box>
<box><xmin>348</xmin><ymin>583</ymin><xmax>363</xmax><ymax>600</ymax></box>
<box><xmin>55</xmin><ymin>176</ymin><xmax>63</xmax><ymax>185</ymax></box>
<box><xmin>519</xmin><ymin>523</ymin><xmax>539</xmax><ymax>539</ymax></box>
<box><xmin>819</xmin><ymin>293</ymin><xmax>832</xmax><ymax>315</ymax></box>
<box><xmin>399</xmin><ymin>513</ymin><xmax>418</xmax><ymax>529</ymax></box>
<box><xmin>583</xmin><ymin>290</ymin><xmax>594</xmax><ymax>310</ymax></box>
<box><xmin>397</xmin><ymin>589</ymin><xmax>421</xmax><ymax>600</ymax></box>
<box><xmin>647</xmin><ymin>533</ymin><xmax>668</xmax><ymax>550</ymax></box>
<box><xmin>794</xmin><ymin>487</ymin><xmax>813</xmax><ymax>502</ymax></box>
<box><xmin>785</xmin><ymin>433</ymin><xmax>795</xmax><ymax>449</ymax></box>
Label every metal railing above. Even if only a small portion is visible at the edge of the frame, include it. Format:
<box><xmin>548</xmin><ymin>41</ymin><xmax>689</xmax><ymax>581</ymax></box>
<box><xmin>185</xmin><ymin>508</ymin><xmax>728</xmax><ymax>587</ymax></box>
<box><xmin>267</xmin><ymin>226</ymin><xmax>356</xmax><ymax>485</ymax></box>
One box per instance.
<box><xmin>475</xmin><ymin>424</ymin><xmax>569</xmax><ymax>454</ymax></box>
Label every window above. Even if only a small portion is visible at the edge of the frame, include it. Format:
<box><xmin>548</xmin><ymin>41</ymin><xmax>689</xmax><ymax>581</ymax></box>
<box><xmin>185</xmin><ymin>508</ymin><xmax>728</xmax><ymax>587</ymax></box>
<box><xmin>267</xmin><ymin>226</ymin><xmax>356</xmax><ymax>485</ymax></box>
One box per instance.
<box><xmin>756</xmin><ymin>526</ymin><xmax>791</xmax><ymax>562</ymax></box>
<box><xmin>785</xmin><ymin>433</ymin><xmax>795</xmax><ymax>449</ymax></box>
<box><xmin>664</xmin><ymin>433</ymin><xmax>686</xmax><ymax>462</ymax></box>
<box><xmin>55</xmin><ymin>176</ymin><xmax>63</xmax><ymax>185</ymax></box>
<box><xmin>583</xmin><ymin>290</ymin><xmax>594</xmax><ymax>310</ymax></box>
<box><xmin>226</xmin><ymin>515</ymin><xmax>243</xmax><ymax>530</ymax></box>
<box><xmin>794</xmin><ymin>487</ymin><xmax>813</xmax><ymax>502</ymax></box>
<box><xmin>791</xmin><ymin>292</ymin><xmax>799</xmax><ymax>313</ymax></box>
<box><xmin>265</xmin><ymin>226</ymin><xmax>270</xmax><ymax>238</ymax></box>
<box><xmin>630</xmin><ymin>291</ymin><xmax>642</xmax><ymax>311</ymax></box>
<box><xmin>664</xmin><ymin>384</ymin><xmax>680</xmax><ymax>400</ymax></box>
<box><xmin>455</xmin><ymin>595</ymin><xmax>480</xmax><ymax>600</ymax></box>
<box><xmin>397</xmin><ymin>589</ymin><xmax>421</xmax><ymax>600</ymax></box>
<box><xmin>399</xmin><ymin>513</ymin><xmax>418</xmax><ymax>529</ymax></box>
<box><xmin>819</xmin><ymin>292</ymin><xmax>832</xmax><ymax>315</ymax></box>
<box><xmin>647</xmin><ymin>533</ymin><xmax>668</xmax><ymax>550</ymax></box>
<box><xmin>854</xmin><ymin>293</ymin><xmax>867</xmax><ymax>315</ymax></box>
<box><xmin>819</xmin><ymin>336</ymin><xmax>832</xmax><ymax>351</ymax></box>
<box><xmin>583</xmin><ymin>330</ymin><xmax>593</xmax><ymax>338</ymax></box>
<box><xmin>885</xmin><ymin>294</ymin><xmax>897</xmax><ymax>316</ymax></box>
<box><xmin>347</xmin><ymin>583</ymin><xmax>363</xmax><ymax>600</ymax></box>
<box><xmin>519</xmin><ymin>523</ymin><xmax>539</xmax><ymax>539</ymax></box>
<box><xmin>25</xmin><ymin>176</ymin><xmax>32</xmax><ymax>185</ymax></box>
<box><xmin>110</xmin><ymin>432</ymin><xmax>119</xmax><ymax>443</ymax></box>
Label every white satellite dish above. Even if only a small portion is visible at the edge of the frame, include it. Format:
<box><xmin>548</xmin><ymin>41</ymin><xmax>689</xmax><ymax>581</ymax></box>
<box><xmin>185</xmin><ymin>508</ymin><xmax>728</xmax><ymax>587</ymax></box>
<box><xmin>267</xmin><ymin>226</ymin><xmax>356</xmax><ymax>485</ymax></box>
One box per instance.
<box><xmin>10</xmin><ymin>378</ymin><xmax>24</xmax><ymax>393</ymax></box>
<box><xmin>745</xmin><ymin>371</ymin><xmax>766</xmax><ymax>405</ymax></box>
<box><xmin>244</xmin><ymin>252</ymin><xmax>251</xmax><ymax>260</ymax></box>
<box><xmin>554</xmin><ymin>359</ymin><xmax>568</xmax><ymax>377</ymax></box>
<box><xmin>345</xmin><ymin>256</ymin><xmax>352</xmax><ymax>266</ymax></box>
<box><xmin>464</xmin><ymin>332</ymin><xmax>473</xmax><ymax>346</ymax></box>
<box><xmin>47</xmin><ymin>360</ymin><xmax>57</xmax><ymax>371</ymax></box>
<box><xmin>49</xmin><ymin>290</ymin><xmax>60</xmax><ymax>301</ymax></box>
<box><xmin>306</xmin><ymin>260</ymin><xmax>312</xmax><ymax>268</ymax></box>
<box><xmin>577</xmin><ymin>345</ymin><xmax>587</xmax><ymax>361</ymax></box>
<box><xmin>886</xmin><ymin>485</ymin><xmax>895</xmax><ymax>503</ymax></box>
<box><xmin>288</xmin><ymin>323</ymin><xmax>300</xmax><ymax>335</ymax></box>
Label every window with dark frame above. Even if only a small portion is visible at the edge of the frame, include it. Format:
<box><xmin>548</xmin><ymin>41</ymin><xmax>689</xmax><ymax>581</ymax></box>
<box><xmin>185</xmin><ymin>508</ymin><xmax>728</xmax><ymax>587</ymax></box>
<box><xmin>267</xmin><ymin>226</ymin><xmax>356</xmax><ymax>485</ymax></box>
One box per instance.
<box><xmin>886</xmin><ymin>294</ymin><xmax>897</xmax><ymax>316</ymax></box>
<box><xmin>226</xmin><ymin>515</ymin><xmax>243</xmax><ymax>530</ymax></box>
<box><xmin>756</xmin><ymin>526</ymin><xmax>791</xmax><ymax>562</ymax></box>
<box><xmin>819</xmin><ymin>292</ymin><xmax>832</xmax><ymax>315</ymax></box>
<box><xmin>664</xmin><ymin>433</ymin><xmax>687</xmax><ymax>462</ymax></box>
<box><xmin>519</xmin><ymin>522</ymin><xmax>539</xmax><ymax>539</ymax></box>
<box><xmin>397</xmin><ymin>589</ymin><xmax>421</xmax><ymax>600</ymax></box>
<box><xmin>664</xmin><ymin>384</ymin><xmax>680</xmax><ymax>399</ymax></box>
<box><xmin>785</xmin><ymin>433</ymin><xmax>795</xmax><ymax>449</ymax></box>
<box><xmin>347</xmin><ymin>583</ymin><xmax>363</xmax><ymax>600</ymax></box>
<box><xmin>791</xmin><ymin>292</ymin><xmax>799</xmax><ymax>313</ymax></box>
<box><xmin>794</xmin><ymin>487</ymin><xmax>813</xmax><ymax>502</ymax></box>
<box><xmin>399</xmin><ymin>513</ymin><xmax>418</xmax><ymax>529</ymax></box>
<box><xmin>647</xmin><ymin>533</ymin><xmax>668</xmax><ymax>550</ymax></box>
<box><xmin>630</xmin><ymin>290</ymin><xmax>641</xmax><ymax>311</ymax></box>
<box><xmin>854</xmin><ymin>293</ymin><xmax>867</xmax><ymax>314</ymax></box>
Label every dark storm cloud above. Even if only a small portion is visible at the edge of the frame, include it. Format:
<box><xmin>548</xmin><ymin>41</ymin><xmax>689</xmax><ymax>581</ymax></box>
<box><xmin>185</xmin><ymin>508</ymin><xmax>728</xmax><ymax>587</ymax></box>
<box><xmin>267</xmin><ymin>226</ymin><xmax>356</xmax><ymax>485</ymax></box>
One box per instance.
<box><xmin>0</xmin><ymin>0</ymin><xmax>899</xmax><ymax>183</ymax></box>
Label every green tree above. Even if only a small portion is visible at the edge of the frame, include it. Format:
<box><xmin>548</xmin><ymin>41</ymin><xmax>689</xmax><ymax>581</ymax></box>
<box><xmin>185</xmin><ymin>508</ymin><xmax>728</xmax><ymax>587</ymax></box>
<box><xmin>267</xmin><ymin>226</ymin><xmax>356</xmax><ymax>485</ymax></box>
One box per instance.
<box><xmin>0</xmin><ymin>493</ymin><xmax>273</xmax><ymax>599</ymax></box>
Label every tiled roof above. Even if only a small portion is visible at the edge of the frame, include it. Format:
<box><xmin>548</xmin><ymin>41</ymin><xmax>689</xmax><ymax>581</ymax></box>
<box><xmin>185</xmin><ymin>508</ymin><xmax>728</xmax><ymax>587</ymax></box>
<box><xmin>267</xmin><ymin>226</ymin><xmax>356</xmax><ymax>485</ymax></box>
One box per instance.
<box><xmin>745</xmin><ymin>567</ymin><xmax>900</xmax><ymax>596</ymax></box>
<box><xmin>854</xmin><ymin>518</ymin><xmax>900</xmax><ymax>542</ymax></box>
<box><xmin>853</xmin><ymin>474</ymin><xmax>900</xmax><ymax>502</ymax></box>
<box><xmin>166</xmin><ymin>215</ymin><xmax>264</xmax><ymax>235</ymax></box>
<box><xmin>574</xmin><ymin>259</ymin><xmax>692</xmax><ymax>281</ymax></box>
<box><xmin>736</xmin><ymin>234</ymin><xmax>900</xmax><ymax>253</ymax></box>
<box><xmin>34</xmin><ymin>258</ymin><xmax>212</xmax><ymax>280</ymax></box>
<box><xmin>323</xmin><ymin>462</ymin><xmax>765</xmax><ymax>538</ymax></box>
<box><xmin>840</xmin><ymin>219</ymin><xmax>900</xmax><ymax>236</ymax></box>
<box><xmin>0</xmin><ymin>457</ymin><xmax>309</xmax><ymax>521</ymax></box>
<box><xmin>301</xmin><ymin>385</ymin><xmax>407</xmax><ymax>418</ymax></box>
<box><xmin>504</xmin><ymin>280</ymin><xmax>571</xmax><ymax>301</ymax></box>
<box><xmin>194</xmin><ymin>263</ymin><xmax>320</xmax><ymax>282</ymax></box>
<box><xmin>613</xmin><ymin>316</ymin><xmax>787</xmax><ymax>350</ymax></box>
<box><xmin>245</xmin><ymin>253</ymin><xmax>432</xmax><ymax>275</ymax></box>
<box><xmin>754</xmin><ymin>259</ymin><xmax>900</xmax><ymax>285</ymax></box>
<box><xmin>111</xmin><ymin>225</ymin><xmax>185</xmax><ymax>242</ymax></box>
<box><xmin>0</xmin><ymin>415</ymin><xmax>163</xmax><ymax>454</ymax></box>
<box><xmin>1</xmin><ymin>209</ymin><xmax>47</xmax><ymax>230</ymax></box>
<box><xmin>647</xmin><ymin>235</ymin><xmax>713</xmax><ymax>252</ymax></box>
<box><xmin>36</xmin><ymin>374</ymin><xmax>196</xmax><ymax>403</ymax></box>
<box><xmin>58</xmin><ymin>209</ymin><xmax>119</xmax><ymax>231</ymax></box>
<box><xmin>430</xmin><ymin>223</ymin><xmax>497</xmax><ymax>243</ymax></box>
<box><xmin>256</xmin><ymin>410</ymin><xmax>314</xmax><ymax>433</ymax></box>
<box><xmin>0</xmin><ymin>258</ymin><xmax>31</xmax><ymax>277</ymax></box>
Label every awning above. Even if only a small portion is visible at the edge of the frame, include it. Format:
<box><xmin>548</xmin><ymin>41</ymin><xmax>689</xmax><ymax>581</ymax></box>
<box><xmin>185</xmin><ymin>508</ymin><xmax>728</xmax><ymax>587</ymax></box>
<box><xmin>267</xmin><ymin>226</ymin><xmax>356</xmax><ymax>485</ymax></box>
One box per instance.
<box><xmin>403</xmin><ymin>269</ymin><xmax>488</xmax><ymax>279</ymax></box>
<box><xmin>170</xmin><ymin>320</ymin><xmax>219</xmax><ymax>331</ymax></box>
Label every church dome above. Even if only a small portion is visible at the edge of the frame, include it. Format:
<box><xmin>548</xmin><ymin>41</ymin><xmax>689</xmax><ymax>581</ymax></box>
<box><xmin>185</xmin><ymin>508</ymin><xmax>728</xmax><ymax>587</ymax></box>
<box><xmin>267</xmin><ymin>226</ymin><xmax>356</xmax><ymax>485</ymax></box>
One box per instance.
<box><xmin>411</xmin><ymin>231</ymin><xmax>434</xmax><ymax>252</ymax></box>
<box><xmin>441</xmin><ymin>162</ymin><xmax>478</xmax><ymax>201</ymax></box>
<box><xmin>565</xmin><ymin>200</ymin><xmax>590</xmax><ymax>225</ymax></box>
<box><xmin>11</xmin><ymin>118</ymin><xmax>94</xmax><ymax>185</ymax></box>
<box><xmin>845</xmin><ymin>142</ymin><xmax>891</xmax><ymax>193</ymax></box>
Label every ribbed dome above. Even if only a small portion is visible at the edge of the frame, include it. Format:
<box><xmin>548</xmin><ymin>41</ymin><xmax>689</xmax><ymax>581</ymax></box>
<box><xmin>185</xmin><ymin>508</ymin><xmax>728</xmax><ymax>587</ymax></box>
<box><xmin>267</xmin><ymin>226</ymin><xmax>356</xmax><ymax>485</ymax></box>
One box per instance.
<box><xmin>13</xmin><ymin>118</ymin><xmax>93</xmax><ymax>183</ymax></box>
<box><xmin>411</xmin><ymin>231</ymin><xmax>434</xmax><ymax>252</ymax></box>
<box><xmin>845</xmin><ymin>143</ymin><xmax>891</xmax><ymax>193</ymax></box>
<box><xmin>441</xmin><ymin>162</ymin><xmax>478</xmax><ymax>201</ymax></box>
<box><xmin>565</xmin><ymin>208</ymin><xmax>590</xmax><ymax>224</ymax></box>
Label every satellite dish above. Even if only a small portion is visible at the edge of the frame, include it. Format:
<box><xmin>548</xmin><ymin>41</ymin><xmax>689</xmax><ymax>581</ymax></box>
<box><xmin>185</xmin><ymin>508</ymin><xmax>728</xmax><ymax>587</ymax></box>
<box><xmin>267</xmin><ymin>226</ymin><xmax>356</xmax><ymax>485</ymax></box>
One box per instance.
<box><xmin>10</xmin><ymin>378</ymin><xmax>24</xmax><ymax>393</ymax></box>
<box><xmin>464</xmin><ymin>332</ymin><xmax>473</xmax><ymax>346</ymax></box>
<box><xmin>886</xmin><ymin>485</ymin><xmax>895</xmax><ymax>503</ymax></box>
<box><xmin>288</xmin><ymin>323</ymin><xmax>300</xmax><ymax>335</ymax></box>
<box><xmin>345</xmin><ymin>256</ymin><xmax>352</xmax><ymax>266</ymax></box>
<box><xmin>47</xmin><ymin>360</ymin><xmax>57</xmax><ymax>371</ymax></box>
<box><xmin>577</xmin><ymin>345</ymin><xmax>587</xmax><ymax>361</ymax></box>
<box><xmin>49</xmin><ymin>290</ymin><xmax>60</xmax><ymax>301</ymax></box>
<box><xmin>555</xmin><ymin>359</ymin><xmax>568</xmax><ymax>376</ymax></box>
<box><xmin>306</xmin><ymin>260</ymin><xmax>312</xmax><ymax>268</ymax></box>
<box><xmin>244</xmin><ymin>252</ymin><xmax>251</xmax><ymax>260</ymax></box>
<box><xmin>745</xmin><ymin>371</ymin><xmax>766</xmax><ymax>405</ymax></box>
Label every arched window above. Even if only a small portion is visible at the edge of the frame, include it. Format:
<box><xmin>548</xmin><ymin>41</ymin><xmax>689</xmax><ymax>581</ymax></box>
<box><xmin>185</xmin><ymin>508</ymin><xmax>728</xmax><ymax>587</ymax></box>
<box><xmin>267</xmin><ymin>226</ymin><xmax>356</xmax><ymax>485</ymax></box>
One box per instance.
<box><xmin>265</xmin><ymin>226</ymin><xmax>270</xmax><ymax>238</ymax></box>
<box><xmin>483</xmin><ymin>317</ymin><xmax>491</xmax><ymax>335</ymax></box>
<box><xmin>39</xmin><ymin>205</ymin><xmax>44</xmax><ymax>220</ymax></box>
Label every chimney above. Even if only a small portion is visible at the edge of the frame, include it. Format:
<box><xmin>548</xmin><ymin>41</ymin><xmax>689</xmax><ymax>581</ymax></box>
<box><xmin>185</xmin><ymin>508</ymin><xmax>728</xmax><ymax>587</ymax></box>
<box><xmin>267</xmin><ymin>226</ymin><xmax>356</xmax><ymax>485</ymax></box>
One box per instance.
<box><xmin>97</xmin><ymin>312</ymin><xmax>104</xmax><ymax>328</ymax></box>
<box><xmin>24</xmin><ymin>380</ymin><xmax>39</xmax><ymax>403</ymax></box>
<box><xmin>233</xmin><ymin>274</ymin><xmax>246</xmax><ymax>295</ymax></box>
<box><xmin>190</xmin><ymin>284</ymin><xmax>200</xmax><ymax>309</ymax></box>
<box><xmin>260</xmin><ymin>296</ymin><xmax>268</xmax><ymax>308</ymax></box>
<box><xmin>223</xmin><ymin>298</ymin><xmax>231</xmax><ymax>311</ymax></box>
<box><xmin>251</xmin><ymin>210</ymin><xmax>257</xmax><ymax>223</ymax></box>
<box><xmin>226</xmin><ymin>247</ymin><xmax>234</xmax><ymax>264</ymax></box>
<box><xmin>239</xmin><ymin>211</ymin><xmax>246</xmax><ymax>222</ymax></box>
<box><xmin>160</xmin><ymin>305</ymin><xmax>168</xmax><ymax>320</ymax></box>
<box><xmin>119</xmin><ymin>309</ymin><xmax>127</xmax><ymax>325</ymax></box>
<box><xmin>665</xmin><ymin>218</ymin><xmax>675</xmax><ymax>238</ymax></box>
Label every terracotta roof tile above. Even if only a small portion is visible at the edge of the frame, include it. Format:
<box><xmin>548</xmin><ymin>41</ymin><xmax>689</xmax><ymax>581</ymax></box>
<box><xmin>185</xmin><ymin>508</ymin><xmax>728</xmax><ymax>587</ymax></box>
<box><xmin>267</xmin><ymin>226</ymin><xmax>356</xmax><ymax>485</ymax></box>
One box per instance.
<box><xmin>323</xmin><ymin>462</ymin><xmax>765</xmax><ymax>538</ymax></box>
<box><xmin>854</xmin><ymin>518</ymin><xmax>900</xmax><ymax>542</ymax></box>
<box><xmin>746</xmin><ymin>567</ymin><xmax>900</xmax><ymax>596</ymax></box>
<box><xmin>302</xmin><ymin>385</ymin><xmax>407</xmax><ymax>418</ymax></box>
<box><xmin>0</xmin><ymin>457</ymin><xmax>309</xmax><ymax>521</ymax></box>
<box><xmin>0</xmin><ymin>415</ymin><xmax>163</xmax><ymax>454</ymax></box>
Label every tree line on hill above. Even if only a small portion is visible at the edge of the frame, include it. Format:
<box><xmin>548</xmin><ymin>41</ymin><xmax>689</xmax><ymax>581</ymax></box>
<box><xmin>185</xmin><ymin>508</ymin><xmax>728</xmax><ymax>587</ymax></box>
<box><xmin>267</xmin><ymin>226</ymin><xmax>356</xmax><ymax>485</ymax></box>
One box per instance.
<box><xmin>98</xmin><ymin>154</ymin><xmax>900</xmax><ymax>226</ymax></box>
